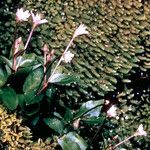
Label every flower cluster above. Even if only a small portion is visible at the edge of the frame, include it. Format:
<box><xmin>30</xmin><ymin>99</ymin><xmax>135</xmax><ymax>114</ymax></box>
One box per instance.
<box><xmin>106</xmin><ymin>105</ymin><xmax>147</xmax><ymax>137</ymax></box>
<box><xmin>15</xmin><ymin>8</ymin><xmax>89</xmax><ymax>65</ymax></box>
<box><xmin>107</xmin><ymin>104</ymin><xmax>147</xmax><ymax>149</ymax></box>
<box><xmin>60</xmin><ymin>24</ymin><xmax>89</xmax><ymax>63</ymax></box>
<box><xmin>16</xmin><ymin>8</ymin><xmax>48</xmax><ymax>27</ymax></box>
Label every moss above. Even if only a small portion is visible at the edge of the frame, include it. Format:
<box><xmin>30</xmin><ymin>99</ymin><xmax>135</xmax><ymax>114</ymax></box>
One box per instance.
<box><xmin>19</xmin><ymin>0</ymin><xmax>149</xmax><ymax>101</ymax></box>
<box><xmin>0</xmin><ymin>104</ymin><xmax>57</xmax><ymax>149</ymax></box>
<box><xmin>0</xmin><ymin>0</ymin><xmax>150</xmax><ymax>149</ymax></box>
<box><xmin>110</xmin><ymin>74</ymin><xmax>150</xmax><ymax>149</ymax></box>
<box><xmin>0</xmin><ymin>0</ymin><xmax>149</xmax><ymax>102</ymax></box>
<box><xmin>0</xmin><ymin>104</ymin><xmax>32</xmax><ymax>149</ymax></box>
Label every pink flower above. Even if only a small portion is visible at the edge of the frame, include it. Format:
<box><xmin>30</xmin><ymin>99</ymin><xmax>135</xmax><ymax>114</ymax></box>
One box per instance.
<box><xmin>134</xmin><ymin>124</ymin><xmax>147</xmax><ymax>136</ymax></box>
<box><xmin>61</xmin><ymin>51</ymin><xmax>74</xmax><ymax>63</ymax></box>
<box><xmin>31</xmin><ymin>11</ymin><xmax>48</xmax><ymax>27</ymax></box>
<box><xmin>16</xmin><ymin>8</ymin><xmax>30</xmax><ymax>22</ymax></box>
<box><xmin>107</xmin><ymin>105</ymin><xmax>117</xmax><ymax>118</ymax></box>
<box><xmin>73</xmin><ymin>24</ymin><xmax>89</xmax><ymax>38</ymax></box>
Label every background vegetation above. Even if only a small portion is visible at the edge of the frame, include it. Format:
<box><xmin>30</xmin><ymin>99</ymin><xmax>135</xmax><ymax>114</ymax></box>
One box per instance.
<box><xmin>0</xmin><ymin>0</ymin><xmax>149</xmax><ymax>149</ymax></box>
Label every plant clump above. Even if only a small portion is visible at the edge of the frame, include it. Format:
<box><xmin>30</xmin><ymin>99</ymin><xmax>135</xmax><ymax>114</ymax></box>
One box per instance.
<box><xmin>0</xmin><ymin>104</ymin><xmax>32</xmax><ymax>149</ymax></box>
<box><xmin>0</xmin><ymin>104</ymin><xmax>57</xmax><ymax>150</ymax></box>
<box><xmin>0</xmin><ymin>0</ymin><xmax>149</xmax><ymax>149</ymax></box>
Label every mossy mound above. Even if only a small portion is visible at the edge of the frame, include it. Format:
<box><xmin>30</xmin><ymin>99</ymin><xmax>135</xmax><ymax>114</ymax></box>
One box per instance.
<box><xmin>0</xmin><ymin>104</ymin><xmax>56</xmax><ymax>149</ymax></box>
<box><xmin>0</xmin><ymin>104</ymin><xmax>32</xmax><ymax>149</ymax></box>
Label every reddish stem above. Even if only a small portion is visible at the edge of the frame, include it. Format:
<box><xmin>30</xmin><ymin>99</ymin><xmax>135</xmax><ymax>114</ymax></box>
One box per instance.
<box><xmin>12</xmin><ymin>57</ymin><xmax>16</xmax><ymax>72</ymax></box>
<box><xmin>44</xmin><ymin>51</ymin><xmax>47</xmax><ymax>87</ymax></box>
<box><xmin>24</xmin><ymin>26</ymin><xmax>35</xmax><ymax>50</ymax></box>
<box><xmin>37</xmin><ymin>83</ymin><xmax>47</xmax><ymax>95</ymax></box>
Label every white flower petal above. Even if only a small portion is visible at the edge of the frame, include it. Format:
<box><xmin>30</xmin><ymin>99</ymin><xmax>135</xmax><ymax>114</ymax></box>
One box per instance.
<box><xmin>73</xmin><ymin>24</ymin><xmax>89</xmax><ymax>38</ymax></box>
<box><xmin>39</xmin><ymin>19</ymin><xmax>48</xmax><ymax>24</ymax></box>
<box><xmin>62</xmin><ymin>51</ymin><xmax>74</xmax><ymax>63</ymax></box>
<box><xmin>16</xmin><ymin>8</ymin><xmax>30</xmax><ymax>22</ymax></box>
<box><xmin>135</xmin><ymin>124</ymin><xmax>147</xmax><ymax>136</ymax></box>
<box><xmin>31</xmin><ymin>11</ymin><xmax>48</xmax><ymax>26</ymax></box>
<box><xmin>107</xmin><ymin>105</ymin><xmax>117</xmax><ymax>118</ymax></box>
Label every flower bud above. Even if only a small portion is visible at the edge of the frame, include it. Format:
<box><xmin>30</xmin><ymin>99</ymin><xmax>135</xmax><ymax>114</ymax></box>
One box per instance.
<box><xmin>42</xmin><ymin>44</ymin><xmax>49</xmax><ymax>53</ymax></box>
<box><xmin>14</xmin><ymin>37</ymin><xmax>22</xmax><ymax>54</ymax></box>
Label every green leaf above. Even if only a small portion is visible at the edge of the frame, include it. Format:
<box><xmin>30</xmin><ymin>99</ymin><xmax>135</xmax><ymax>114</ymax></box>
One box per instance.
<box><xmin>23</xmin><ymin>67</ymin><xmax>43</xmax><ymax>93</ymax></box>
<box><xmin>46</xmin><ymin>86</ymin><xmax>56</xmax><ymax>99</ymax></box>
<box><xmin>31</xmin><ymin>116</ymin><xmax>40</xmax><ymax>126</ymax></box>
<box><xmin>58</xmin><ymin>137</ymin><xmax>80</xmax><ymax>150</ymax></box>
<box><xmin>18</xmin><ymin>91</ymin><xmax>43</xmax><ymax>106</ymax></box>
<box><xmin>64</xmin><ymin>107</ymin><xmax>73</xmax><ymax>122</ymax></box>
<box><xmin>0</xmin><ymin>65</ymin><xmax>8</xmax><ymax>87</ymax></box>
<box><xmin>74</xmin><ymin>100</ymin><xmax>104</xmax><ymax>119</ymax></box>
<box><xmin>43</xmin><ymin>118</ymin><xmax>64</xmax><ymax>135</ymax></box>
<box><xmin>0</xmin><ymin>56</ymin><xmax>12</xmax><ymax>69</ymax></box>
<box><xmin>53</xmin><ymin>112</ymin><xmax>63</xmax><ymax>119</ymax></box>
<box><xmin>14</xmin><ymin>67</ymin><xmax>33</xmax><ymax>77</ymax></box>
<box><xmin>66</xmin><ymin>132</ymin><xmax>88</xmax><ymax>150</ymax></box>
<box><xmin>58</xmin><ymin>132</ymin><xmax>87</xmax><ymax>150</ymax></box>
<box><xmin>0</xmin><ymin>87</ymin><xmax>18</xmax><ymax>110</ymax></box>
<box><xmin>17</xmin><ymin>94</ymin><xmax>26</xmax><ymax>108</ymax></box>
<box><xmin>24</xmin><ymin>91</ymin><xmax>44</xmax><ymax>105</ymax></box>
<box><xmin>24</xmin><ymin>103</ymin><xmax>40</xmax><ymax>116</ymax></box>
<box><xmin>17</xmin><ymin>53</ymin><xmax>36</xmax><ymax>68</ymax></box>
<box><xmin>49</xmin><ymin>73</ymin><xmax>78</xmax><ymax>85</ymax></box>
<box><xmin>82</xmin><ymin>116</ymin><xmax>105</xmax><ymax>125</ymax></box>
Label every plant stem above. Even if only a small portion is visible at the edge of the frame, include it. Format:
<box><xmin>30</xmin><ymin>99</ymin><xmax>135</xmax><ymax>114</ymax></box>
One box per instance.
<box><xmin>24</xmin><ymin>26</ymin><xmax>35</xmax><ymax>50</ymax></box>
<box><xmin>16</xmin><ymin>26</ymin><xmax>35</xmax><ymax>71</ymax></box>
<box><xmin>112</xmin><ymin>134</ymin><xmax>135</xmax><ymax>149</ymax></box>
<box><xmin>37</xmin><ymin>37</ymin><xmax>74</xmax><ymax>94</ymax></box>
<box><xmin>88</xmin><ymin>118</ymin><xmax>106</xmax><ymax>149</ymax></box>
<box><xmin>12</xmin><ymin>57</ymin><xmax>17</xmax><ymax>72</ymax></box>
<box><xmin>44</xmin><ymin>51</ymin><xmax>47</xmax><ymax>86</ymax></box>
<box><xmin>48</xmin><ymin>37</ymin><xmax>74</xmax><ymax>82</ymax></box>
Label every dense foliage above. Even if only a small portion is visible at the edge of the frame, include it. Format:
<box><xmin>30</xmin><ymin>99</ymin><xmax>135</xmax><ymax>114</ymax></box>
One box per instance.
<box><xmin>0</xmin><ymin>104</ymin><xmax>57</xmax><ymax>149</ymax></box>
<box><xmin>0</xmin><ymin>0</ymin><xmax>150</xmax><ymax>150</ymax></box>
